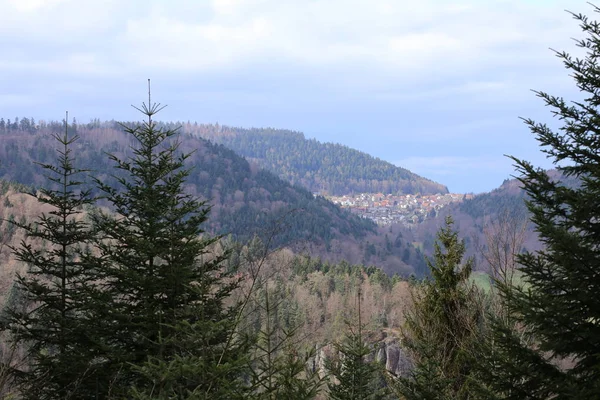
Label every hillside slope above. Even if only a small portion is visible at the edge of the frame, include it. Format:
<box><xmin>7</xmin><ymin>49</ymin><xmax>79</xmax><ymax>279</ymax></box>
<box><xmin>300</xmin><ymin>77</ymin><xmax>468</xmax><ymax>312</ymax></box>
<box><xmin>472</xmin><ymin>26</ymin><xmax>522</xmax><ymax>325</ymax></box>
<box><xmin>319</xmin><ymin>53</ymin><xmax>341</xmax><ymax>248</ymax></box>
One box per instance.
<box><xmin>0</xmin><ymin>119</ymin><xmax>425</xmax><ymax>276</ymax></box>
<box><xmin>177</xmin><ymin>123</ymin><xmax>448</xmax><ymax>196</ymax></box>
<box><xmin>0</xmin><ymin>120</ymin><xmax>373</xmax><ymax>246</ymax></box>
<box><xmin>402</xmin><ymin>172</ymin><xmax>578</xmax><ymax>273</ymax></box>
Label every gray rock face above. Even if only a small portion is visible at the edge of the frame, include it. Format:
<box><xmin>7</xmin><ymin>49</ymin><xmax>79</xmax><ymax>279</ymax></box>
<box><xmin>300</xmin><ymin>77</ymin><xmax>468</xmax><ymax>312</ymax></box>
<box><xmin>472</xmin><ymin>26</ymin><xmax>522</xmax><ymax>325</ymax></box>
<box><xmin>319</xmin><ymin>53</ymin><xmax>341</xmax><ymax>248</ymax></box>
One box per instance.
<box><xmin>380</xmin><ymin>339</ymin><xmax>412</xmax><ymax>377</ymax></box>
<box><xmin>376</xmin><ymin>346</ymin><xmax>386</xmax><ymax>364</ymax></box>
<box><xmin>385</xmin><ymin>343</ymin><xmax>400</xmax><ymax>373</ymax></box>
<box><xmin>310</xmin><ymin>334</ymin><xmax>412</xmax><ymax>377</ymax></box>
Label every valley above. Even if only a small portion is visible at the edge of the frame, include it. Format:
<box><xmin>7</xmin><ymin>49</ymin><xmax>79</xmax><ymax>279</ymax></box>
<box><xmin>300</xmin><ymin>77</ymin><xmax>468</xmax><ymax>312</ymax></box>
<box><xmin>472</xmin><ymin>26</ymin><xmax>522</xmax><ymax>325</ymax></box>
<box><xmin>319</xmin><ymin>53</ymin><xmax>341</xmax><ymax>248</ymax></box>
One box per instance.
<box><xmin>326</xmin><ymin>192</ymin><xmax>471</xmax><ymax>226</ymax></box>
<box><xmin>0</xmin><ymin>117</ymin><xmax>542</xmax><ymax>279</ymax></box>
<box><xmin>1</xmin><ymin>1</ymin><xmax>596</xmax><ymax>398</ymax></box>
<box><xmin>0</xmin><ymin>113</ymin><xmax>583</xmax><ymax>399</ymax></box>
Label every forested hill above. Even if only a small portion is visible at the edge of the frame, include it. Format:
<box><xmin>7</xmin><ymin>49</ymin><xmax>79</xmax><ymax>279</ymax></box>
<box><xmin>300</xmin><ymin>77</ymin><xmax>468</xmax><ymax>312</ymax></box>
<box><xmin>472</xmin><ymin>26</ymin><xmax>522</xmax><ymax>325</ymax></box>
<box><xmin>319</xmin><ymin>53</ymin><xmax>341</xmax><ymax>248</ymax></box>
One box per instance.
<box><xmin>176</xmin><ymin>122</ymin><xmax>448</xmax><ymax>196</ymax></box>
<box><xmin>0</xmin><ymin>118</ymin><xmax>376</xmax><ymax>256</ymax></box>
<box><xmin>404</xmin><ymin>171</ymin><xmax>578</xmax><ymax>272</ymax></box>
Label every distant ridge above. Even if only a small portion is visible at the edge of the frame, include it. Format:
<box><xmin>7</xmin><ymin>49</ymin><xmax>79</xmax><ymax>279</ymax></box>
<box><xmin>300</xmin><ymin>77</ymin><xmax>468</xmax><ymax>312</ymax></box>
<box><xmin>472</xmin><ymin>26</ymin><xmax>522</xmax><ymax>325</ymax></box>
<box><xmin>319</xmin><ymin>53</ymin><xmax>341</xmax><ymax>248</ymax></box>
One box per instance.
<box><xmin>178</xmin><ymin>123</ymin><xmax>448</xmax><ymax>196</ymax></box>
<box><xmin>0</xmin><ymin>119</ymin><xmax>377</xmax><ymax>250</ymax></box>
<box><xmin>404</xmin><ymin>169</ymin><xmax>579</xmax><ymax>271</ymax></box>
<box><xmin>0</xmin><ymin>118</ymin><xmax>432</xmax><ymax>276</ymax></box>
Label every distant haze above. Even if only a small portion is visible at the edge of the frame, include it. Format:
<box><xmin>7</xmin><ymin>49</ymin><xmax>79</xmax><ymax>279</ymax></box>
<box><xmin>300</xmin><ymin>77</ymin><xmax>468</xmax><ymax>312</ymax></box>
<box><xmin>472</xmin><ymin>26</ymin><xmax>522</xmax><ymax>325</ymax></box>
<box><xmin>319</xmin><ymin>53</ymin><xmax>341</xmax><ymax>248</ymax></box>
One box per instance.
<box><xmin>0</xmin><ymin>0</ymin><xmax>582</xmax><ymax>193</ymax></box>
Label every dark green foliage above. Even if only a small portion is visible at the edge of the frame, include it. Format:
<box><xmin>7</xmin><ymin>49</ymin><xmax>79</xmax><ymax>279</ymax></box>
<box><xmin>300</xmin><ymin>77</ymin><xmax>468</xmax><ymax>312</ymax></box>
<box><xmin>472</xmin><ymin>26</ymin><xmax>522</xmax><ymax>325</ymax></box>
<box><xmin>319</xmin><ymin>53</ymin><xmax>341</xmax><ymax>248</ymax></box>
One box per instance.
<box><xmin>0</xmin><ymin>119</ymin><xmax>376</xmax><ymax>252</ymax></box>
<box><xmin>326</xmin><ymin>326</ymin><xmax>389</xmax><ymax>400</ymax></box>
<box><xmin>248</xmin><ymin>279</ymin><xmax>323</xmax><ymax>400</ymax></box>
<box><xmin>84</xmin><ymin>94</ymin><xmax>248</xmax><ymax>398</ymax></box>
<box><xmin>479</xmin><ymin>7</ymin><xmax>600</xmax><ymax>398</ymax></box>
<box><xmin>2</xmin><ymin>119</ymin><xmax>98</xmax><ymax>399</ymax></box>
<box><xmin>290</xmin><ymin>257</ymin><xmax>393</xmax><ymax>285</ymax></box>
<box><xmin>191</xmin><ymin>126</ymin><xmax>448</xmax><ymax>196</ymax></box>
<box><xmin>230</xmin><ymin>235</ymin><xmax>324</xmax><ymax>400</ymax></box>
<box><xmin>458</xmin><ymin>187</ymin><xmax>527</xmax><ymax>220</ymax></box>
<box><xmin>394</xmin><ymin>348</ymin><xmax>455</xmax><ymax>400</ymax></box>
<box><xmin>265</xmin><ymin>348</ymin><xmax>323</xmax><ymax>400</ymax></box>
<box><xmin>326</xmin><ymin>290</ymin><xmax>390</xmax><ymax>400</ymax></box>
<box><xmin>394</xmin><ymin>216</ymin><xmax>483</xmax><ymax>399</ymax></box>
<box><xmin>127</xmin><ymin>316</ymin><xmax>250</xmax><ymax>400</ymax></box>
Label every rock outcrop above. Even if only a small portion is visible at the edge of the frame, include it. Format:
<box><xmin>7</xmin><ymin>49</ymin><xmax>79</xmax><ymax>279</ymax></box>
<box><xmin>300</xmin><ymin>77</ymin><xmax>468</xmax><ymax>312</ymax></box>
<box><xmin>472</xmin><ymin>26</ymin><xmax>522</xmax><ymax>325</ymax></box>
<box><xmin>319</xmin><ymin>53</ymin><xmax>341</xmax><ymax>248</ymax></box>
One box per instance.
<box><xmin>310</xmin><ymin>334</ymin><xmax>412</xmax><ymax>377</ymax></box>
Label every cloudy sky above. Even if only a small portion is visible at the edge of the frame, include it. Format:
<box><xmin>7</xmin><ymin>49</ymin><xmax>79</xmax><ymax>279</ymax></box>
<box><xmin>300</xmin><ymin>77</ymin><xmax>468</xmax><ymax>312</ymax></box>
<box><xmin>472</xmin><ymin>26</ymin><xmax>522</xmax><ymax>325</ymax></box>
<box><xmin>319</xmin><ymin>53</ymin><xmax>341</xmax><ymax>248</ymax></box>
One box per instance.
<box><xmin>0</xmin><ymin>0</ymin><xmax>588</xmax><ymax>193</ymax></box>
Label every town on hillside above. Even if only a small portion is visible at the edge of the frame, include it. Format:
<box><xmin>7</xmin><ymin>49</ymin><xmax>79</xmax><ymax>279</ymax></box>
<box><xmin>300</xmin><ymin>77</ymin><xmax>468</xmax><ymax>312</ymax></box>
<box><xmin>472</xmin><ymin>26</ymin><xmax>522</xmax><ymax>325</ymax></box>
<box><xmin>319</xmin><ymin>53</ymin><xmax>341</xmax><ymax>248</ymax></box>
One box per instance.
<box><xmin>325</xmin><ymin>192</ymin><xmax>473</xmax><ymax>226</ymax></box>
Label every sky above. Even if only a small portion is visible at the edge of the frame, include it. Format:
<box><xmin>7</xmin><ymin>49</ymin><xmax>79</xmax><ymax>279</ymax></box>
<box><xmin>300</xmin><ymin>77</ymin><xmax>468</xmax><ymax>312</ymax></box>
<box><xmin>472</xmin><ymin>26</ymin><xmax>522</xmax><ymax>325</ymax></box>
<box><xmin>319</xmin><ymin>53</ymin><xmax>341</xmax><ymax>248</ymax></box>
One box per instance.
<box><xmin>0</xmin><ymin>0</ymin><xmax>589</xmax><ymax>193</ymax></box>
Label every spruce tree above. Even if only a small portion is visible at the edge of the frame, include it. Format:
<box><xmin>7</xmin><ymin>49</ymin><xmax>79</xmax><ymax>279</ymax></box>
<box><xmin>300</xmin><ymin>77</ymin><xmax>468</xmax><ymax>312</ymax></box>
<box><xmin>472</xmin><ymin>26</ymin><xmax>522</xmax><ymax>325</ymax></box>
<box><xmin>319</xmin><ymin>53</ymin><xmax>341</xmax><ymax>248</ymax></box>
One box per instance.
<box><xmin>479</xmin><ymin>6</ymin><xmax>600</xmax><ymax>398</ymax></box>
<box><xmin>223</xmin><ymin>234</ymin><xmax>323</xmax><ymax>400</ymax></box>
<box><xmin>247</xmin><ymin>264</ymin><xmax>323</xmax><ymax>400</ymax></box>
<box><xmin>393</xmin><ymin>216</ymin><xmax>483</xmax><ymax>399</ymax></box>
<box><xmin>2</xmin><ymin>114</ymin><xmax>98</xmax><ymax>399</ymax></box>
<box><xmin>86</xmin><ymin>84</ymin><xmax>248</xmax><ymax>398</ymax></box>
<box><xmin>326</xmin><ymin>289</ymin><xmax>390</xmax><ymax>400</ymax></box>
<box><xmin>248</xmin><ymin>280</ymin><xmax>323</xmax><ymax>400</ymax></box>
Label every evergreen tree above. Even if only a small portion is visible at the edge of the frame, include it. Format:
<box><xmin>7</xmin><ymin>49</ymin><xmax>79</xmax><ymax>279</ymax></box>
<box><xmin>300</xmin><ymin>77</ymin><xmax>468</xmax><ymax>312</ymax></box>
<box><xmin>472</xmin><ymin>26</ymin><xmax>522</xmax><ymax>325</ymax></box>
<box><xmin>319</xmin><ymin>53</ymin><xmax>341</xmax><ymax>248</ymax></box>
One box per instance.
<box><xmin>248</xmin><ymin>279</ymin><xmax>323</xmax><ymax>400</ymax></box>
<box><xmin>86</xmin><ymin>84</ymin><xmax>248</xmax><ymax>398</ymax></box>
<box><xmin>226</xmin><ymin>234</ymin><xmax>323</xmax><ymax>400</ymax></box>
<box><xmin>479</xmin><ymin>6</ymin><xmax>600</xmax><ymax>398</ymax></box>
<box><xmin>393</xmin><ymin>216</ymin><xmax>483</xmax><ymax>399</ymax></box>
<box><xmin>2</xmin><ymin>114</ymin><xmax>98</xmax><ymax>399</ymax></box>
<box><xmin>326</xmin><ymin>289</ymin><xmax>390</xmax><ymax>400</ymax></box>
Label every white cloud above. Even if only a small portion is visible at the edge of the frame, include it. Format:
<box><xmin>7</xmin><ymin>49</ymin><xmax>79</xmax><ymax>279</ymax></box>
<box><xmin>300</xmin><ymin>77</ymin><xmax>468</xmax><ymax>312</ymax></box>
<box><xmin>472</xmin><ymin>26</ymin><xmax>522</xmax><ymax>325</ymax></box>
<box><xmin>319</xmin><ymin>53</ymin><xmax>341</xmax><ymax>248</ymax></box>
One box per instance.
<box><xmin>0</xmin><ymin>0</ymin><xmax>585</xmax><ymax>193</ymax></box>
<box><xmin>121</xmin><ymin>13</ymin><xmax>272</xmax><ymax>70</ymax></box>
<box><xmin>0</xmin><ymin>0</ymin><xmax>581</xmax><ymax>82</ymax></box>
<box><xmin>0</xmin><ymin>0</ymin><xmax>123</xmax><ymax>43</ymax></box>
<box><xmin>103</xmin><ymin>0</ymin><xmax>581</xmax><ymax>104</ymax></box>
<box><xmin>371</xmin><ymin>80</ymin><xmax>513</xmax><ymax>103</ymax></box>
<box><xmin>6</xmin><ymin>0</ymin><xmax>68</xmax><ymax>12</ymax></box>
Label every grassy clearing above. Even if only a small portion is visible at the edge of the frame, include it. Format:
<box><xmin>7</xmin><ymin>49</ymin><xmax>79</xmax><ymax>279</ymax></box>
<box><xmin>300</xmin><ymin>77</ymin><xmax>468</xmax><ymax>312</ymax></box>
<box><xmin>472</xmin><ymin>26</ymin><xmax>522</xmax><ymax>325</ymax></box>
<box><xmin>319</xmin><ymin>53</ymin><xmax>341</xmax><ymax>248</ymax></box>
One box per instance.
<box><xmin>469</xmin><ymin>270</ymin><xmax>528</xmax><ymax>294</ymax></box>
<box><xmin>470</xmin><ymin>271</ymin><xmax>493</xmax><ymax>293</ymax></box>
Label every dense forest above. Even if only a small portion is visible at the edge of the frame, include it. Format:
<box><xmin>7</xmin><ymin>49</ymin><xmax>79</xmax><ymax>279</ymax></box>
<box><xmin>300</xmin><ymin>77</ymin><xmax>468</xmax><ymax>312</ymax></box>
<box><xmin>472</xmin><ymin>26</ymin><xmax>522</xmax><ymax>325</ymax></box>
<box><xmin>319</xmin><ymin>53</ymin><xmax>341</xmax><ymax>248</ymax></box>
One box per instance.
<box><xmin>0</xmin><ymin>108</ymin><xmax>415</xmax><ymax>398</ymax></box>
<box><xmin>0</xmin><ymin>116</ymin><xmax>547</xmax><ymax>279</ymax></box>
<box><xmin>178</xmin><ymin>123</ymin><xmax>447</xmax><ymax>196</ymax></box>
<box><xmin>0</xmin><ymin>118</ymin><xmax>579</xmax><ymax>280</ymax></box>
<box><xmin>405</xmin><ymin>176</ymin><xmax>538</xmax><ymax>268</ymax></box>
<box><xmin>401</xmin><ymin>168</ymin><xmax>585</xmax><ymax>274</ymax></box>
<box><xmin>2</xmin><ymin>5</ymin><xmax>600</xmax><ymax>398</ymax></box>
<box><xmin>0</xmin><ymin>119</ymin><xmax>430</xmax><ymax>277</ymax></box>
<box><xmin>0</xmin><ymin>186</ymin><xmax>410</xmax><ymax>352</ymax></box>
<box><xmin>0</xmin><ymin>117</ymin><xmax>375</xmax><ymax>247</ymax></box>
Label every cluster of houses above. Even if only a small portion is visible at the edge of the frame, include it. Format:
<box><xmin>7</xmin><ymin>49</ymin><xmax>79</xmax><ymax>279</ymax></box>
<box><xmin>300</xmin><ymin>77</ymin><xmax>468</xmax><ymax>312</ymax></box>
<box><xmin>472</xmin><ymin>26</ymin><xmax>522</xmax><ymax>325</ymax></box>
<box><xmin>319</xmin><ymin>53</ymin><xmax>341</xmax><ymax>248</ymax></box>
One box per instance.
<box><xmin>326</xmin><ymin>192</ymin><xmax>472</xmax><ymax>226</ymax></box>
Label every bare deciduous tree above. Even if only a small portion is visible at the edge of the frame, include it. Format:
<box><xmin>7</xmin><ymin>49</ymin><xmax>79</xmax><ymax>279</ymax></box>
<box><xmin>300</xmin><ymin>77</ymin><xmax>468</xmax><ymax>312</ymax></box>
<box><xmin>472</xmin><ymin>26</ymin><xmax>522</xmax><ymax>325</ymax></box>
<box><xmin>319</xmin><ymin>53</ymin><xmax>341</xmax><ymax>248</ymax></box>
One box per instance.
<box><xmin>478</xmin><ymin>208</ymin><xmax>528</xmax><ymax>289</ymax></box>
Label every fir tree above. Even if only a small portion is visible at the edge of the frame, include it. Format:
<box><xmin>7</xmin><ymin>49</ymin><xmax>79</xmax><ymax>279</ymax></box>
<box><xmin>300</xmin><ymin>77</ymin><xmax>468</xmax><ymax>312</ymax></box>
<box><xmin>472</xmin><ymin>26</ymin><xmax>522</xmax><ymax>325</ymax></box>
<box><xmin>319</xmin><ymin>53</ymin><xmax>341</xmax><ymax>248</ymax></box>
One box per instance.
<box><xmin>393</xmin><ymin>216</ymin><xmax>483</xmax><ymax>399</ymax></box>
<box><xmin>224</xmin><ymin>234</ymin><xmax>323</xmax><ymax>400</ymax></box>
<box><xmin>247</xmin><ymin>271</ymin><xmax>323</xmax><ymax>400</ymax></box>
<box><xmin>326</xmin><ymin>289</ymin><xmax>390</xmax><ymax>400</ymax></box>
<box><xmin>2</xmin><ymin>114</ymin><xmax>98</xmax><ymax>399</ymax></box>
<box><xmin>86</xmin><ymin>83</ymin><xmax>248</xmax><ymax>398</ymax></box>
<box><xmin>248</xmin><ymin>281</ymin><xmax>323</xmax><ymax>400</ymax></box>
<box><xmin>479</xmin><ymin>6</ymin><xmax>600</xmax><ymax>398</ymax></box>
